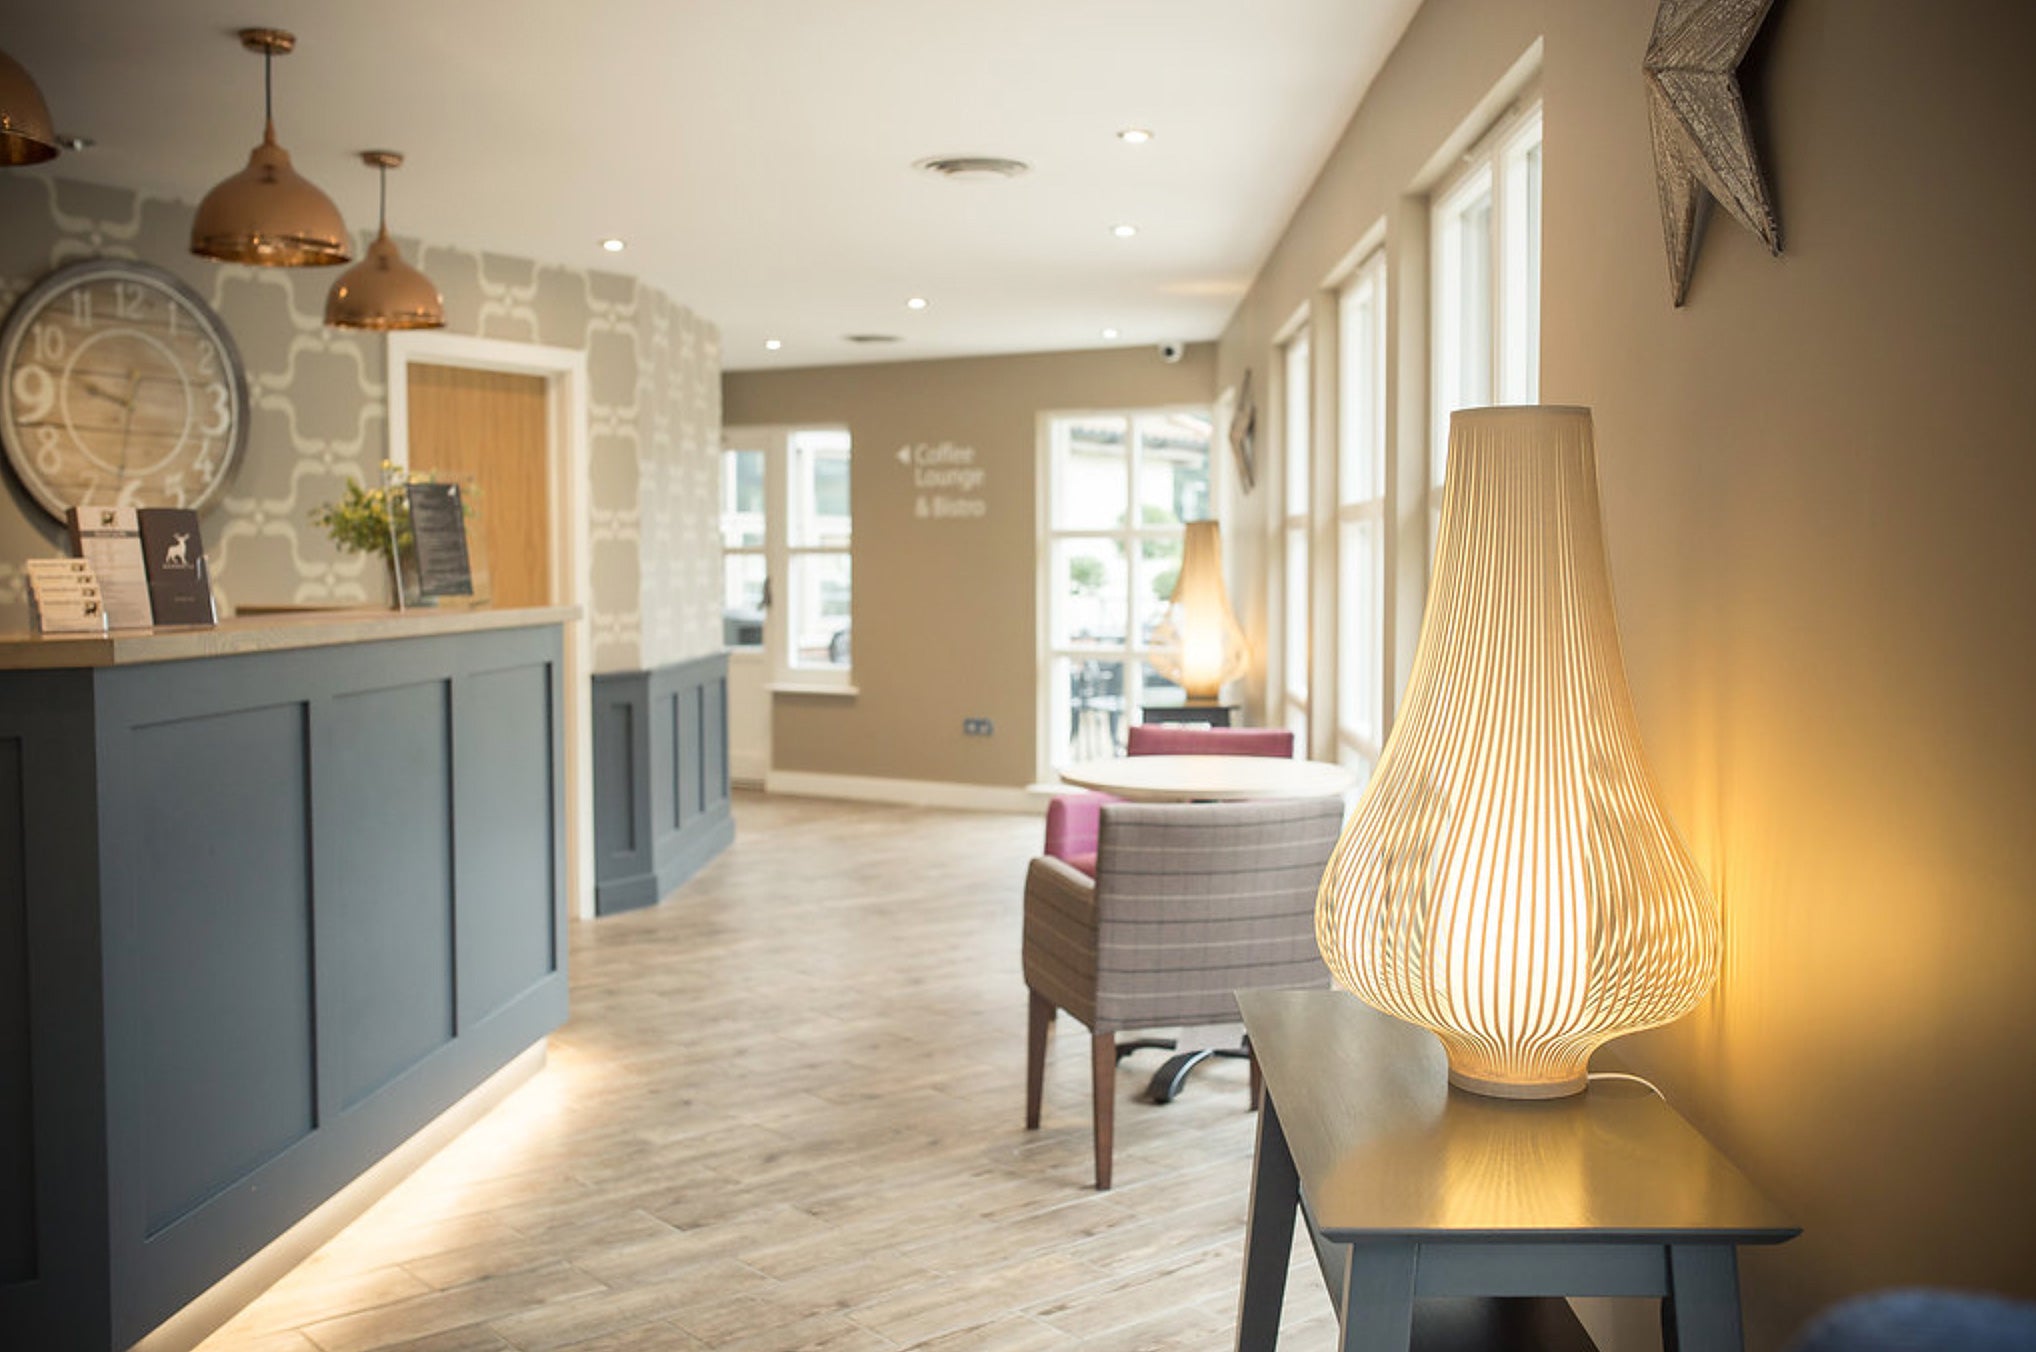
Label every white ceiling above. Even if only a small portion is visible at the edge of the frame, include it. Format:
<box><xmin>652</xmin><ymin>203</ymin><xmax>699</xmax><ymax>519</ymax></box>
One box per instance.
<box><xmin>6</xmin><ymin>0</ymin><xmax>1422</xmax><ymax>371</ymax></box>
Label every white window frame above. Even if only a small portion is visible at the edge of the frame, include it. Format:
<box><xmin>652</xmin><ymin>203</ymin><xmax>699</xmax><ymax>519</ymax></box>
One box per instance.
<box><xmin>1335</xmin><ymin>248</ymin><xmax>1389</xmax><ymax>774</ymax></box>
<box><xmin>1430</xmin><ymin>101</ymin><xmax>1543</xmax><ymax>548</ymax></box>
<box><xmin>1279</xmin><ymin>324</ymin><xmax>1312</xmax><ymax>748</ymax></box>
<box><xmin>1035</xmin><ymin>405</ymin><xmax>1216</xmax><ymax>778</ymax></box>
<box><xmin>720</xmin><ymin>423</ymin><xmax>855</xmax><ymax>693</ymax></box>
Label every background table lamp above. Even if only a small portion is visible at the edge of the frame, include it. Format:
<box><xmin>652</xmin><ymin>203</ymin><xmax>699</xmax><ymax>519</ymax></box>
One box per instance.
<box><xmin>1316</xmin><ymin>406</ymin><xmax>1719</xmax><ymax>1099</ymax></box>
<box><xmin>1149</xmin><ymin>520</ymin><xmax>1249</xmax><ymax>699</ymax></box>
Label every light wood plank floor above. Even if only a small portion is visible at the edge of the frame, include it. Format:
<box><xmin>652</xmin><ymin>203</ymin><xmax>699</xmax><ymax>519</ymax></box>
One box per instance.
<box><xmin>197</xmin><ymin>792</ymin><xmax>1335</xmax><ymax>1352</ymax></box>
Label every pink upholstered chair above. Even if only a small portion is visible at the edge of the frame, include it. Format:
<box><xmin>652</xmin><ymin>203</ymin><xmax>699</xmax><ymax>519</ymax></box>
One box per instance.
<box><xmin>1123</xmin><ymin>725</ymin><xmax>1294</xmax><ymax>758</ymax></box>
<box><xmin>1043</xmin><ymin>725</ymin><xmax>1297</xmax><ymax>878</ymax></box>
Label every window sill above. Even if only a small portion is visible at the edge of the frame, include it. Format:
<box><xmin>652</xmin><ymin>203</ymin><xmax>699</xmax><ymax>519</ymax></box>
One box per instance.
<box><xmin>767</xmin><ymin>681</ymin><xmax>859</xmax><ymax>698</ymax></box>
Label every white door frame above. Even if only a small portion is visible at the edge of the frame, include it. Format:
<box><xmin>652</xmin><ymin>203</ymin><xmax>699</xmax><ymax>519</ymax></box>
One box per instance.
<box><xmin>385</xmin><ymin>331</ymin><xmax>597</xmax><ymax>921</ymax></box>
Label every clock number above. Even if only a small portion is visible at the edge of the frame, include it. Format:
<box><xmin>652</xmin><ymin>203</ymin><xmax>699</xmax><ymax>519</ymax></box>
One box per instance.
<box><xmin>69</xmin><ymin>290</ymin><xmax>91</xmax><ymax>325</ymax></box>
<box><xmin>10</xmin><ymin>364</ymin><xmax>54</xmax><ymax>422</ymax></box>
<box><xmin>33</xmin><ymin>324</ymin><xmax>64</xmax><ymax>362</ymax></box>
<box><xmin>195</xmin><ymin>343</ymin><xmax>216</xmax><ymax>377</ymax></box>
<box><xmin>166</xmin><ymin>473</ymin><xmax>190</xmax><ymax>506</ymax></box>
<box><xmin>34</xmin><ymin>426</ymin><xmax>63</xmax><ymax>473</ymax></box>
<box><xmin>201</xmin><ymin>383</ymin><xmax>232</xmax><ymax>436</ymax></box>
<box><xmin>114</xmin><ymin>282</ymin><xmax>145</xmax><ymax>319</ymax></box>
<box><xmin>193</xmin><ymin>441</ymin><xmax>218</xmax><ymax>483</ymax></box>
<box><xmin>166</xmin><ymin>304</ymin><xmax>181</xmax><ymax>338</ymax></box>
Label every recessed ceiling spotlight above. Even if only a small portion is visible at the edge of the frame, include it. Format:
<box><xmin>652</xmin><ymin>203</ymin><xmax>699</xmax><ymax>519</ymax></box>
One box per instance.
<box><xmin>1116</xmin><ymin>128</ymin><xmax>1153</xmax><ymax>144</ymax></box>
<box><xmin>56</xmin><ymin>133</ymin><xmax>95</xmax><ymax>152</ymax></box>
<box><xmin>764</xmin><ymin>339</ymin><xmax>782</xmax><ymax>351</ymax></box>
<box><xmin>601</xmin><ymin>238</ymin><xmax>625</xmax><ymax>253</ymax></box>
<box><xmin>905</xmin><ymin>296</ymin><xmax>928</xmax><ymax>310</ymax></box>
<box><xmin>1101</xmin><ymin>327</ymin><xmax>1120</xmax><ymax>340</ymax></box>
<box><xmin>1111</xmin><ymin>224</ymin><xmax>1138</xmax><ymax>239</ymax></box>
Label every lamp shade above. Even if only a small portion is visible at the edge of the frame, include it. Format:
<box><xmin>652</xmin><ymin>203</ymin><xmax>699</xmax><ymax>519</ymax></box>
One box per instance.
<box><xmin>1316</xmin><ymin>406</ymin><xmax>1718</xmax><ymax>1099</ymax></box>
<box><xmin>325</xmin><ymin>227</ymin><xmax>444</xmax><ymax>329</ymax></box>
<box><xmin>1148</xmin><ymin>520</ymin><xmax>1248</xmax><ymax>699</ymax></box>
<box><xmin>326</xmin><ymin>153</ymin><xmax>445</xmax><ymax>330</ymax></box>
<box><xmin>190</xmin><ymin>30</ymin><xmax>350</xmax><ymax>267</ymax></box>
<box><xmin>0</xmin><ymin>48</ymin><xmax>60</xmax><ymax>166</ymax></box>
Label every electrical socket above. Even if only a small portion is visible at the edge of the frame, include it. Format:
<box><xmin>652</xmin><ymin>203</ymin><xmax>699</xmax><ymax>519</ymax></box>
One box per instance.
<box><xmin>962</xmin><ymin>717</ymin><xmax>995</xmax><ymax>737</ymax></box>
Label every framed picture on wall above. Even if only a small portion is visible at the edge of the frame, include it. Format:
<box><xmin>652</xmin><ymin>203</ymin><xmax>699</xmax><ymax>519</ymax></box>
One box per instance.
<box><xmin>1229</xmin><ymin>368</ymin><xmax>1259</xmax><ymax>493</ymax></box>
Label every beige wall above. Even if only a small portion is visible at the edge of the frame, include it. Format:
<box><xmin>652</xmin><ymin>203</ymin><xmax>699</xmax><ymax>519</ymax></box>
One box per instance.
<box><xmin>0</xmin><ymin>174</ymin><xmax>722</xmax><ymax>671</ymax></box>
<box><xmin>724</xmin><ymin>345</ymin><xmax>1215</xmax><ymax>787</ymax></box>
<box><xmin>1222</xmin><ymin>1</ymin><xmax>2036</xmax><ymax>1348</ymax></box>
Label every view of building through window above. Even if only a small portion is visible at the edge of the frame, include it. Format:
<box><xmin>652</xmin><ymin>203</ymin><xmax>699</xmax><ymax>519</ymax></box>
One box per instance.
<box><xmin>1043</xmin><ymin>410</ymin><xmax>1212</xmax><ymax>766</ymax></box>
<box><xmin>719</xmin><ymin>426</ymin><xmax>854</xmax><ymax>683</ymax></box>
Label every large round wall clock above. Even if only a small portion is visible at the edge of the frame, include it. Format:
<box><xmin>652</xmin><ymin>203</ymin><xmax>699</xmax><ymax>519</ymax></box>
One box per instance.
<box><xmin>0</xmin><ymin>258</ymin><xmax>250</xmax><ymax>520</ymax></box>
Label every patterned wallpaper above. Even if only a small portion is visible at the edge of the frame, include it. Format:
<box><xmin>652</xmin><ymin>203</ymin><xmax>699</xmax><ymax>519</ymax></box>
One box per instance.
<box><xmin>0</xmin><ymin>173</ymin><xmax>722</xmax><ymax>672</ymax></box>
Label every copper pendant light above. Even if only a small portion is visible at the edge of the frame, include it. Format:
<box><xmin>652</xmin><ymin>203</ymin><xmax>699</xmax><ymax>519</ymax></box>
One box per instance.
<box><xmin>325</xmin><ymin>152</ymin><xmax>445</xmax><ymax>330</ymax></box>
<box><xmin>0</xmin><ymin>48</ymin><xmax>61</xmax><ymax>166</ymax></box>
<box><xmin>191</xmin><ymin>29</ymin><xmax>351</xmax><ymax>267</ymax></box>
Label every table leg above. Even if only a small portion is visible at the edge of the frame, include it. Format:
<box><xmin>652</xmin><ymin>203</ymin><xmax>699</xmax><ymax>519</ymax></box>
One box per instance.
<box><xmin>1337</xmin><ymin>1242</ymin><xmax>1417</xmax><ymax>1352</ymax></box>
<box><xmin>1235</xmin><ymin>1094</ymin><xmax>1301</xmax><ymax>1351</ymax></box>
<box><xmin>1662</xmin><ymin>1245</ymin><xmax>1744</xmax><ymax>1352</ymax></box>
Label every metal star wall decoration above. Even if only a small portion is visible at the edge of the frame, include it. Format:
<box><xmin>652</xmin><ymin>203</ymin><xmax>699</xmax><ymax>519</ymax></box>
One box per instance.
<box><xmin>1644</xmin><ymin>0</ymin><xmax>1781</xmax><ymax>305</ymax></box>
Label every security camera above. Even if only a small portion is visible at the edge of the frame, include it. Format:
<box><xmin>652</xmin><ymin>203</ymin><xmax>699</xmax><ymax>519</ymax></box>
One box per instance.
<box><xmin>1158</xmin><ymin>341</ymin><xmax>1184</xmax><ymax>364</ymax></box>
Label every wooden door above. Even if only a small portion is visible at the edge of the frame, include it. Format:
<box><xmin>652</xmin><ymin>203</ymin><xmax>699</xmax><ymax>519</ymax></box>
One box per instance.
<box><xmin>406</xmin><ymin>364</ymin><xmax>550</xmax><ymax>608</ymax></box>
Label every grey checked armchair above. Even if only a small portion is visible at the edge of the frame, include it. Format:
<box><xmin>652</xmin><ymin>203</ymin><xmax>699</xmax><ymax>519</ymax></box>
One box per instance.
<box><xmin>1022</xmin><ymin>796</ymin><xmax>1343</xmax><ymax>1189</ymax></box>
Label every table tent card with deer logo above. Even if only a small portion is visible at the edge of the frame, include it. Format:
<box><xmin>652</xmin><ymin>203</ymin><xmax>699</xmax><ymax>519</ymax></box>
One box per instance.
<box><xmin>137</xmin><ymin>507</ymin><xmax>217</xmax><ymax>627</ymax></box>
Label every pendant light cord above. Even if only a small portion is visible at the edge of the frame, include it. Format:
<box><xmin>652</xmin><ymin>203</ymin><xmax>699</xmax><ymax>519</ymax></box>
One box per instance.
<box><xmin>379</xmin><ymin>165</ymin><xmax>389</xmax><ymax>231</ymax></box>
<box><xmin>263</xmin><ymin>46</ymin><xmax>274</xmax><ymax>125</ymax></box>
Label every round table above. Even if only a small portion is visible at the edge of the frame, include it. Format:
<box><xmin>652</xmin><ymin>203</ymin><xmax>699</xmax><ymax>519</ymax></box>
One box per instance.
<box><xmin>1057</xmin><ymin>753</ymin><xmax>1357</xmax><ymax>802</ymax></box>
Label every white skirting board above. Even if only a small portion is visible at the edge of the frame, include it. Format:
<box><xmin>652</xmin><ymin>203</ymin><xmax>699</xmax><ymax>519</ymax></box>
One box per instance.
<box><xmin>762</xmin><ymin>769</ymin><xmax>1046</xmax><ymax>815</ymax></box>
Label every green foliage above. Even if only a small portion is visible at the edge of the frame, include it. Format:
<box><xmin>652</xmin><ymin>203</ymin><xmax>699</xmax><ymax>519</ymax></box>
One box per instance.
<box><xmin>1069</xmin><ymin>556</ymin><xmax>1106</xmax><ymax>593</ymax></box>
<box><xmin>1150</xmin><ymin>567</ymin><xmax>1179</xmax><ymax>601</ymax></box>
<box><xmin>311</xmin><ymin>477</ymin><xmax>408</xmax><ymax>561</ymax></box>
<box><xmin>312</xmin><ymin>463</ymin><xmax>478</xmax><ymax>562</ymax></box>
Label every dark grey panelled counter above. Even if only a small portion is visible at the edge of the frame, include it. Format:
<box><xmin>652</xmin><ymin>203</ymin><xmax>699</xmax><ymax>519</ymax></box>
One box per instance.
<box><xmin>591</xmin><ymin>652</ymin><xmax>734</xmax><ymax>915</ymax></box>
<box><xmin>0</xmin><ymin>608</ymin><xmax>574</xmax><ymax>1350</ymax></box>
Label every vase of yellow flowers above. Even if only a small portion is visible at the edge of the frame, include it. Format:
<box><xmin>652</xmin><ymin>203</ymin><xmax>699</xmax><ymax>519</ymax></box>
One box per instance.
<box><xmin>311</xmin><ymin>462</ymin><xmax>416</xmax><ymax>609</ymax></box>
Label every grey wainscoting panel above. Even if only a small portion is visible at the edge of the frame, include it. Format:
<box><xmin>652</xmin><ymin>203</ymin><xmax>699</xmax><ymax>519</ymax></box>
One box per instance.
<box><xmin>0</xmin><ymin>736</ymin><xmax>31</xmax><ymax>1286</ymax></box>
<box><xmin>0</xmin><ymin>621</ymin><xmax>569</xmax><ymax>1350</ymax></box>
<box><xmin>0</xmin><ymin>671</ymin><xmax>113</xmax><ymax>1347</ymax></box>
<box><xmin>592</xmin><ymin>678</ymin><xmax>646</xmax><ymax>879</ymax></box>
<box><xmin>323</xmin><ymin>680</ymin><xmax>458</xmax><ymax>1110</ymax></box>
<box><xmin>591</xmin><ymin>652</ymin><xmax>732</xmax><ymax>916</ymax></box>
<box><xmin>124</xmin><ymin>701</ymin><xmax>318</xmax><ymax>1238</ymax></box>
<box><xmin>454</xmin><ymin>662</ymin><xmax>559</xmax><ymax>1028</ymax></box>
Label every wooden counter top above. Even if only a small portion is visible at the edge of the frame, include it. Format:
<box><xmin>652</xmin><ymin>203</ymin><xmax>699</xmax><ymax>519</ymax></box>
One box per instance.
<box><xmin>0</xmin><ymin>605</ymin><xmax>580</xmax><ymax>670</ymax></box>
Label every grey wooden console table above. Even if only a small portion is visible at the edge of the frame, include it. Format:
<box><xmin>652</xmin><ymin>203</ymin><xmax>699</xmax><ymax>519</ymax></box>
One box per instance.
<box><xmin>1234</xmin><ymin>990</ymin><xmax>1799</xmax><ymax>1352</ymax></box>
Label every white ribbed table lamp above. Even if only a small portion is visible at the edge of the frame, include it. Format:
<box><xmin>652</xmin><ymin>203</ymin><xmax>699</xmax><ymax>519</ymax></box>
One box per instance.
<box><xmin>1149</xmin><ymin>520</ymin><xmax>1249</xmax><ymax>699</ymax></box>
<box><xmin>1316</xmin><ymin>406</ymin><xmax>1719</xmax><ymax>1099</ymax></box>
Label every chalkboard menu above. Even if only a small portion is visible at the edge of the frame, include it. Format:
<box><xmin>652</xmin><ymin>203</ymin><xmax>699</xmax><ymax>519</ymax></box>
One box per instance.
<box><xmin>404</xmin><ymin>482</ymin><xmax>474</xmax><ymax>599</ymax></box>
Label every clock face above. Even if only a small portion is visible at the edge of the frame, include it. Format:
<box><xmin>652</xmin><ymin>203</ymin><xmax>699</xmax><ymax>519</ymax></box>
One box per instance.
<box><xmin>0</xmin><ymin>259</ymin><xmax>249</xmax><ymax>520</ymax></box>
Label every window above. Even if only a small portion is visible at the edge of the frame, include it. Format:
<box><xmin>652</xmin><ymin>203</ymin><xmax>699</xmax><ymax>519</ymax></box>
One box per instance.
<box><xmin>719</xmin><ymin>425</ymin><xmax>853</xmax><ymax>686</ymax></box>
<box><xmin>1281</xmin><ymin>329</ymin><xmax>1312</xmax><ymax>747</ymax></box>
<box><xmin>1336</xmin><ymin>250</ymin><xmax>1387</xmax><ymax>774</ymax></box>
<box><xmin>1041</xmin><ymin>409</ymin><xmax>1212</xmax><ymax>768</ymax></box>
<box><xmin>719</xmin><ymin>446</ymin><xmax>766</xmax><ymax>649</ymax></box>
<box><xmin>1431</xmin><ymin>102</ymin><xmax>1542</xmax><ymax>545</ymax></box>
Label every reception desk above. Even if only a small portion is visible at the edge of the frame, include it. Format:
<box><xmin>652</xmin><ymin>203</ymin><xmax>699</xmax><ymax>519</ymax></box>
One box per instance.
<box><xmin>0</xmin><ymin>608</ymin><xmax>575</xmax><ymax>1350</ymax></box>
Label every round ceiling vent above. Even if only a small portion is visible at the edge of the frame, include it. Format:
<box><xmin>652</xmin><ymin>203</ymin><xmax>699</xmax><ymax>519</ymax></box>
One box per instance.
<box><xmin>844</xmin><ymin>334</ymin><xmax>902</xmax><ymax>344</ymax></box>
<box><xmin>914</xmin><ymin>155</ymin><xmax>1030</xmax><ymax>181</ymax></box>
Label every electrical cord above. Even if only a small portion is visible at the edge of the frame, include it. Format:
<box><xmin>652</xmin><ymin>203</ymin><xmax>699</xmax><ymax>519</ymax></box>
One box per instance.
<box><xmin>1587</xmin><ymin>1071</ymin><xmax>1665</xmax><ymax>1098</ymax></box>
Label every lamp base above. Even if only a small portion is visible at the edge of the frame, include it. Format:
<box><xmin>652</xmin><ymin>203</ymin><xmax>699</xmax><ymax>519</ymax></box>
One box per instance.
<box><xmin>1446</xmin><ymin>1065</ymin><xmax>1589</xmax><ymax>1100</ymax></box>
